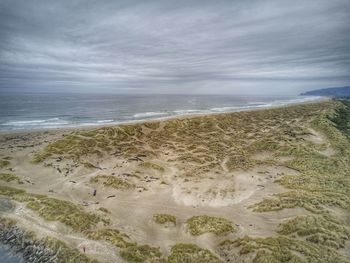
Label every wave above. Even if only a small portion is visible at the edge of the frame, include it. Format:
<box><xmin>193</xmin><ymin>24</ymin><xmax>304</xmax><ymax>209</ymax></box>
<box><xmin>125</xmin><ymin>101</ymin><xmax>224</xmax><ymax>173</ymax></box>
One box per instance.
<box><xmin>173</xmin><ymin>109</ymin><xmax>204</xmax><ymax>115</ymax></box>
<box><xmin>97</xmin><ymin>119</ymin><xmax>114</xmax><ymax>123</ymax></box>
<box><xmin>2</xmin><ymin>118</ymin><xmax>69</xmax><ymax>127</ymax></box>
<box><xmin>133</xmin><ymin>112</ymin><xmax>167</xmax><ymax>118</ymax></box>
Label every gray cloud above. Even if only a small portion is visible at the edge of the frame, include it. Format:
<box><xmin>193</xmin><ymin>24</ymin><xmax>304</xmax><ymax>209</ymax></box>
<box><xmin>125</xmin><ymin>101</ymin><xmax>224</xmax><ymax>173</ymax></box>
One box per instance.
<box><xmin>0</xmin><ymin>0</ymin><xmax>349</xmax><ymax>94</ymax></box>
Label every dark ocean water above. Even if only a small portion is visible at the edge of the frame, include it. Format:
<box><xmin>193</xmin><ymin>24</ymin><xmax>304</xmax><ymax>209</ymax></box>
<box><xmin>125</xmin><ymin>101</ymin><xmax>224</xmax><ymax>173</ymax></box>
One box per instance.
<box><xmin>0</xmin><ymin>93</ymin><xmax>320</xmax><ymax>132</ymax></box>
<box><xmin>0</xmin><ymin>246</ymin><xmax>25</xmax><ymax>263</ymax></box>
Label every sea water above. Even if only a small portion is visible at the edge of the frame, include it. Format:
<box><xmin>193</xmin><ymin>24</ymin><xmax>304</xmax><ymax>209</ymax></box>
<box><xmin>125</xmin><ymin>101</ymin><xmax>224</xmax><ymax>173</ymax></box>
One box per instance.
<box><xmin>0</xmin><ymin>246</ymin><xmax>25</xmax><ymax>263</ymax></box>
<box><xmin>0</xmin><ymin>93</ymin><xmax>320</xmax><ymax>132</ymax></box>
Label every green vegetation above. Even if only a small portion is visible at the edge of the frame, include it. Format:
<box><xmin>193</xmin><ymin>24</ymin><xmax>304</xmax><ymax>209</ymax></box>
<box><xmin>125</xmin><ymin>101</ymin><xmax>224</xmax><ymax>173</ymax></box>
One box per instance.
<box><xmin>120</xmin><ymin>244</ymin><xmax>162</xmax><ymax>263</ymax></box>
<box><xmin>186</xmin><ymin>215</ymin><xmax>234</xmax><ymax>236</ymax></box>
<box><xmin>277</xmin><ymin>214</ymin><xmax>349</xmax><ymax>249</ymax></box>
<box><xmin>153</xmin><ymin>213</ymin><xmax>176</xmax><ymax>225</ymax></box>
<box><xmin>223</xmin><ymin>100</ymin><xmax>350</xmax><ymax>262</ymax></box>
<box><xmin>44</xmin><ymin>237</ymin><xmax>100</xmax><ymax>263</ymax></box>
<box><xmin>219</xmin><ymin>236</ymin><xmax>348</xmax><ymax>263</ymax></box>
<box><xmin>0</xmin><ymin>159</ymin><xmax>10</xmax><ymax>168</ymax></box>
<box><xmin>167</xmin><ymin>243</ymin><xmax>222</xmax><ymax>263</ymax></box>
<box><xmin>251</xmin><ymin>101</ymin><xmax>350</xmax><ymax>214</ymax></box>
<box><xmin>86</xmin><ymin>228</ymin><xmax>132</xmax><ymax>248</ymax></box>
<box><xmin>0</xmin><ymin>173</ymin><xmax>23</xmax><ymax>184</ymax></box>
<box><xmin>0</xmin><ymin>185</ymin><xmax>102</xmax><ymax>232</ymax></box>
<box><xmin>86</xmin><ymin>228</ymin><xmax>162</xmax><ymax>262</ymax></box>
<box><xmin>90</xmin><ymin>175</ymin><xmax>134</xmax><ymax>190</ymax></box>
<box><xmin>331</xmin><ymin>100</ymin><xmax>350</xmax><ymax>139</ymax></box>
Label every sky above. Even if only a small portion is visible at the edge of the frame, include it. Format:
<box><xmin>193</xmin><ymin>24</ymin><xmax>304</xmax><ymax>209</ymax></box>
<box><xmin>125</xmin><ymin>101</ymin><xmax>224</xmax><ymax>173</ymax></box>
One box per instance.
<box><xmin>0</xmin><ymin>0</ymin><xmax>349</xmax><ymax>95</ymax></box>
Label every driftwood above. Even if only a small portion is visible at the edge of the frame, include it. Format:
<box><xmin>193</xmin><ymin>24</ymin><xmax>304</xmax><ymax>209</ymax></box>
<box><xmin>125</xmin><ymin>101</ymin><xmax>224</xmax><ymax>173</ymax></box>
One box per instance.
<box><xmin>107</xmin><ymin>195</ymin><xmax>116</xmax><ymax>199</ymax></box>
<box><xmin>93</xmin><ymin>190</ymin><xmax>97</xmax><ymax>196</ymax></box>
<box><xmin>128</xmin><ymin>156</ymin><xmax>144</xmax><ymax>162</ymax></box>
<box><xmin>69</xmin><ymin>180</ymin><xmax>76</xmax><ymax>183</ymax></box>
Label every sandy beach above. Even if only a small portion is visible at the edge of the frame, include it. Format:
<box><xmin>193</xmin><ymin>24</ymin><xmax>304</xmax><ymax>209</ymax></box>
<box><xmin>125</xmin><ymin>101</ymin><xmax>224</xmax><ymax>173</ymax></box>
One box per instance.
<box><xmin>0</xmin><ymin>99</ymin><xmax>349</xmax><ymax>263</ymax></box>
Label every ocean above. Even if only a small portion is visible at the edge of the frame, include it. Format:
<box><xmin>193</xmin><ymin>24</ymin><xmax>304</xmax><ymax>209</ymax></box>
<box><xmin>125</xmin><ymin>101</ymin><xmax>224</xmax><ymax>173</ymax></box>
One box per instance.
<box><xmin>0</xmin><ymin>246</ymin><xmax>25</xmax><ymax>263</ymax></box>
<box><xmin>0</xmin><ymin>93</ymin><xmax>320</xmax><ymax>132</ymax></box>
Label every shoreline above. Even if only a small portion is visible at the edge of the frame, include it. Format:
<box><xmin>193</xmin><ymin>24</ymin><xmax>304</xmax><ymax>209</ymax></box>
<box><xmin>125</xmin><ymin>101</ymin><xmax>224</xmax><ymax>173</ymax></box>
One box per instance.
<box><xmin>0</xmin><ymin>96</ymin><xmax>327</xmax><ymax>136</ymax></box>
<box><xmin>0</xmin><ymin>220</ymin><xmax>55</xmax><ymax>263</ymax></box>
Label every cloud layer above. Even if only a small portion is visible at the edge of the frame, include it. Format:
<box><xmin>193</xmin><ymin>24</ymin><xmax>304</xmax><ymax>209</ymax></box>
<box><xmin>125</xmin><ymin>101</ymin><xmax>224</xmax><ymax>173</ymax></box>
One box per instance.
<box><xmin>0</xmin><ymin>0</ymin><xmax>349</xmax><ymax>94</ymax></box>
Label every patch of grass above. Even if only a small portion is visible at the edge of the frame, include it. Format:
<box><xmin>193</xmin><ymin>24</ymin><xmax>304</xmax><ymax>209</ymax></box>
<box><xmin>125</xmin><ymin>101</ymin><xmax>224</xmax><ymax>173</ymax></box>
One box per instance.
<box><xmin>167</xmin><ymin>243</ymin><xmax>223</xmax><ymax>263</ymax></box>
<box><xmin>0</xmin><ymin>185</ymin><xmax>102</xmax><ymax>232</ymax></box>
<box><xmin>0</xmin><ymin>216</ymin><xmax>17</xmax><ymax>226</ymax></box>
<box><xmin>43</xmin><ymin>237</ymin><xmax>100</xmax><ymax>263</ymax></box>
<box><xmin>0</xmin><ymin>159</ymin><xmax>10</xmax><ymax>168</ymax></box>
<box><xmin>251</xmin><ymin>100</ymin><xmax>350</xmax><ymax>214</ymax></box>
<box><xmin>277</xmin><ymin>213</ymin><xmax>349</xmax><ymax>249</ymax></box>
<box><xmin>90</xmin><ymin>175</ymin><xmax>134</xmax><ymax>190</ymax></box>
<box><xmin>331</xmin><ymin>100</ymin><xmax>350</xmax><ymax>139</ymax></box>
<box><xmin>219</xmin><ymin>236</ymin><xmax>348</xmax><ymax>263</ymax></box>
<box><xmin>86</xmin><ymin>228</ymin><xmax>133</xmax><ymax>248</ymax></box>
<box><xmin>186</xmin><ymin>215</ymin><xmax>234</xmax><ymax>236</ymax></box>
<box><xmin>153</xmin><ymin>214</ymin><xmax>176</xmax><ymax>225</ymax></box>
<box><xmin>120</xmin><ymin>244</ymin><xmax>162</xmax><ymax>263</ymax></box>
<box><xmin>87</xmin><ymin>228</ymin><xmax>162</xmax><ymax>263</ymax></box>
<box><xmin>0</xmin><ymin>173</ymin><xmax>23</xmax><ymax>184</ymax></box>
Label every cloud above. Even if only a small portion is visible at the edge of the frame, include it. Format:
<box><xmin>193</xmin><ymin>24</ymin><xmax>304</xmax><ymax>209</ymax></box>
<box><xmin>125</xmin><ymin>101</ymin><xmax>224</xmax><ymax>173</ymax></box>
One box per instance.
<box><xmin>0</xmin><ymin>0</ymin><xmax>349</xmax><ymax>94</ymax></box>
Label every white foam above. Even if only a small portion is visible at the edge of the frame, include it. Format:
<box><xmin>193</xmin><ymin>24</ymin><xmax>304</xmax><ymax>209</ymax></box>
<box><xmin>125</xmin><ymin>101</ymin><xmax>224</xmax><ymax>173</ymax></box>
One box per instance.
<box><xmin>97</xmin><ymin>119</ymin><xmax>114</xmax><ymax>123</ymax></box>
<box><xmin>133</xmin><ymin>112</ymin><xmax>167</xmax><ymax>118</ymax></box>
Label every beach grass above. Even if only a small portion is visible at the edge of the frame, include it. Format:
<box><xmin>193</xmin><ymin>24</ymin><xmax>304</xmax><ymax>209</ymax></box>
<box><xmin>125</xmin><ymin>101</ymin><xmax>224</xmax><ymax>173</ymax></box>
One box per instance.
<box><xmin>0</xmin><ymin>159</ymin><xmax>10</xmax><ymax>168</ymax></box>
<box><xmin>167</xmin><ymin>243</ymin><xmax>223</xmax><ymax>263</ymax></box>
<box><xmin>43</xmin><ymin>237</ymin><xmax>100</xmax><ymax>263</ymax></box>
<box><xmin>89</xmin><ymin>175</ymin><xmax>134</xmax><ymax>190</ymax></box>
<box><xmin>186</xmin><ymin>215</ymin><xmax>234</xmax><ymax>236</ymax></box>
<box><xmin>0</xmin><ymin>185</ymin><xmax>102</xmax><ymax>232</ymax></box>
<box><xmin>153</xmin><ymin>213</ymin><xmax>176</xmax><ymax>225</ymax></box>
<box><xmin>219</xmin><ymin>235</ymin><xmax>348</xmax><ymax>263</ymax></box>
<box><xmin>0</xmin><ymin>173</ymin><xmax>23</xmax><ymax>184</ymax></box>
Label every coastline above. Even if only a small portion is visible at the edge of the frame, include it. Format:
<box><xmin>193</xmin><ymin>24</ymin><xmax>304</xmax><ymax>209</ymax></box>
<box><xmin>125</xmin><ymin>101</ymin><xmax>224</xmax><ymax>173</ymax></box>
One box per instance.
<box><xmin>1</xmin><ymin>98</ymin><xmax>348</xmax><ymax>263</ymax></box>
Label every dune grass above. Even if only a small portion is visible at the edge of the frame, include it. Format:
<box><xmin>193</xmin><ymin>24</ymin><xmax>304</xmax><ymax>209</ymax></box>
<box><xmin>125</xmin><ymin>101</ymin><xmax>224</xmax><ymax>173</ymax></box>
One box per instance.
<box><xmin>186</xmin><ymin>215</ymin><xmax>234</xmax><ymax>236</ymax></box>
<box><xmin>167</xmin><ymin>243</ymin><xmax>223</xmax><ymax>263</ymax></box>
<box><xmin>0</xmin><ymin>185</ymin><xmax>102</xmax><ymax>232</ymax></box>
<box><xmin>277</xmin><ymin>213</ymin><xmax>349</xmax><ymax>249</ymax></box>
<box><xmin>119</xmin><ymin>244</ymin><xmax>162</xmax><ymax>263</ymax></box>
<box><xmin>86</xmin><ymin>228</ymin><xmax>133</xmax><ymax>248</ymax></box>
<box><xmin>0</xmin><ymin>173</ymin><xmax>23</xmax><ymax>184</ymax></box>
<box><xmin>86</xmin><ymin>228</ymin><xmax>162</xmax><ymax>262</ymax></box>
<box><xmin>153</xmin><ymin>213</ymin><xmax>176</xmax><ymax>225</ymax></box>
<box><xmin>222</xmin><ymin>100</ymin><xmax>350</xmax><ymax>262</ymax></box>
<box><xmin>43</xmin><ymin>237</ymin><xmax>100</xmax><ymax>263</ymax></box>
<box><xmin>90</xmin><ymin>175</ymin><xmax>134</xmax><ymax>190</ymax></box>
<box><xmin>219</xmin><ymin>235</ymin><xmax>348</xmax><ymax>263</ymax></box>
<box><xmin>251</xmin><ymin>101</ymin><xmax>350</xmax><ymax>214</ymax></box>
<box><xmin>0</xmin><ymin>159</ymin><xmax>10</xmax><ymax>168</ymax></box>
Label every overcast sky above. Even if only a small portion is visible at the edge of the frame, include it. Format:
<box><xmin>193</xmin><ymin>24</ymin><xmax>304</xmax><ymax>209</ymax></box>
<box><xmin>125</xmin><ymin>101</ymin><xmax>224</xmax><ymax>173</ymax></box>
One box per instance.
<box><xmin>0</xmin><ymin>0</ymin><xmax>349</xmax><ymax>95</ymax></box>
